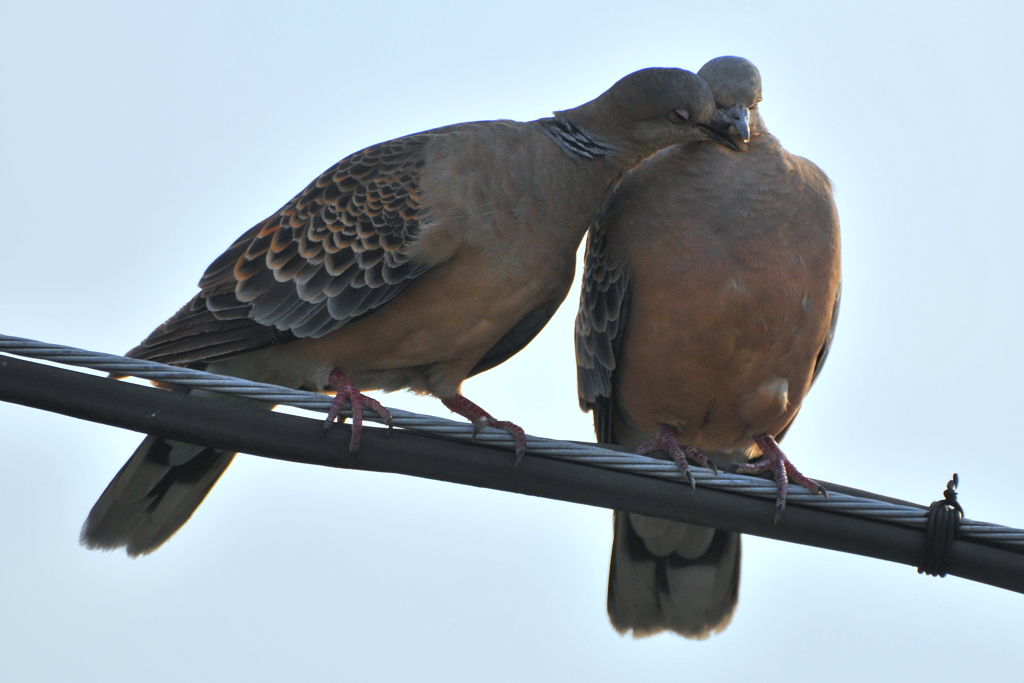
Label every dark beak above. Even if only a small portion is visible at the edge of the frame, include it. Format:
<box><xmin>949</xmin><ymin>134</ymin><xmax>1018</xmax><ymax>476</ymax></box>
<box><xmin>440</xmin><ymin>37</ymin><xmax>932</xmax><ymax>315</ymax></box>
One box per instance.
<box><xmin>697</xmin><ymin>122</ymin><xmax>741</xmax><ymax>151</ymax></box>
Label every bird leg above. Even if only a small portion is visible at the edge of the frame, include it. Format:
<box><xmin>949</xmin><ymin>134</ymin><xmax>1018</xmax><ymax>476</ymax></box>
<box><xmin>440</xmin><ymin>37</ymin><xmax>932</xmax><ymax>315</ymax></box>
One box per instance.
<box><xmin>323</xmin><ymin>369</ymin><xmax>393</xmax><ymax>452</ymax></box>
<box><xmin>441</xmin><ymin>394</ymin><xmax>527</xmax><ymax>463</ymax></box>
<box><xmin>635</xmin><ymin>424</ymin><xmax>717</xmax><ymax>490</ymax></box>
<box><xmin>737</xmin><ymin>433</ymin><xmax>828</xmax><ymax>522</ymax></box>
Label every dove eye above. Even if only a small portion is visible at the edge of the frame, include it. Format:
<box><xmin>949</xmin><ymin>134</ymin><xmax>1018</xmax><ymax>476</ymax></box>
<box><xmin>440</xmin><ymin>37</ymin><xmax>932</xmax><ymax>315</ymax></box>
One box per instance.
<box><xmin>668</xmin><ymin>108</ymin><xmax>690</xmax><ymax>124</ymax></box>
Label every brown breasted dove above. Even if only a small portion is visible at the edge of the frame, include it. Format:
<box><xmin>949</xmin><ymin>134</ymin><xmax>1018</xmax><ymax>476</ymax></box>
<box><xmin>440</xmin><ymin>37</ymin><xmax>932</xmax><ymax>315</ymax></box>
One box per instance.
<box><xmin>82</xmin><ymin>67</ymin><xmax>722</xmax><ymax>557</ymax></box>
<box><xmin>575</xmin><ymin>56</ymin><xmax>841</xmax><ymax>638</ymax></box>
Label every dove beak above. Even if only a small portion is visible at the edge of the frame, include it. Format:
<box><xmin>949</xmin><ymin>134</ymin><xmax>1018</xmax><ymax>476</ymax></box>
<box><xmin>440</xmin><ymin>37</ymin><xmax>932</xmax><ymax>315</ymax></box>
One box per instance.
<box><xmin>725</xmin><ymin>104</ymin><xmax>751</xmax><ymax>143</ymax></box>
<box><xmin>697</xmin><ymin>122</ymin><xmax>741</xmax><ymax>151</ymax></box>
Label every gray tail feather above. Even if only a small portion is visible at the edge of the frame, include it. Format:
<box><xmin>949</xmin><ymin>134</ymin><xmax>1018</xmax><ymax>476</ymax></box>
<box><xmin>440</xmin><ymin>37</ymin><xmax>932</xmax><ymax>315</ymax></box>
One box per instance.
<box><xmin>80</xmin><ymin>435</ymin><xmax>235</xmax><ymax>557</ymax></box>
<box><xmin>607</xmin><ymin>510</ymin><xmax>740</xmax><ymax>639</ymax></box>
<box><xmin>599</xmin><ymin>408</ymin><xmax>741</xmax><ymax>638</ymax></box>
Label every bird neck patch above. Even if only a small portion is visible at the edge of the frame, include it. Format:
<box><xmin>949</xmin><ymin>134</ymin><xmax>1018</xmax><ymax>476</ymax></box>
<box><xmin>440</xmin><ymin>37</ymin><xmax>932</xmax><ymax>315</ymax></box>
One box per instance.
<box><xmin>541</xmin><ymin>118</ymin><xmax>617</xmax><ymax>160</ymax></box>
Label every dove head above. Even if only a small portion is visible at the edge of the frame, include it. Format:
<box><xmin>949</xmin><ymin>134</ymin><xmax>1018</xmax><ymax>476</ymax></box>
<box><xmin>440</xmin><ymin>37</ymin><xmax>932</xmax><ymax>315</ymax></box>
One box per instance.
<box><xmin>558</xmin><ymin>67</ymin><xmax>717</xmax><ymax>161</ymax></box>
<box><xmin>697</xmin><ymin>56</ymin><xmax>764</xmax><ymax>144</ymax></box>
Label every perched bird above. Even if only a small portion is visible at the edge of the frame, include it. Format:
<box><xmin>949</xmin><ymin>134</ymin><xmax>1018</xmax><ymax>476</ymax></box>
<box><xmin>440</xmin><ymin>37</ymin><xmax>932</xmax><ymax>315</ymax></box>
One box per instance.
<box><xmin>83</xmin><ymin>67</ymin><xmax>722</xmax><ymax>557</ymax></box>
<box><xmin>575</xmin><ymin>56</ymin><xmax>841</xmax><ymax>638</ymax></box>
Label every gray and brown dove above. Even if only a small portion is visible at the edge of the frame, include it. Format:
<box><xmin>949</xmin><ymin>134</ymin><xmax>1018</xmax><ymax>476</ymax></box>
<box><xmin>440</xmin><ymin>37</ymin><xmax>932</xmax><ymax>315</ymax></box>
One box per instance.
<box><xmin>83</xmin><ymin>67</ymin><xmax>722</xmax><ymax>557</ymax></box>
<box><xmin>575</xmin><ymin>56</ymin><xmax>841</xmax><ymax>638</ymax></box>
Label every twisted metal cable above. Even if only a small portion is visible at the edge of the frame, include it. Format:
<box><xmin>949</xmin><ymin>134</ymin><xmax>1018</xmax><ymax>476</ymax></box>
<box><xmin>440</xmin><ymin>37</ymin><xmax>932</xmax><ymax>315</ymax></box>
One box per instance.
<box><xmin>1</xmin><ymin>332</ymin><xmax>1021</xmax><ymax>550</ymax></box>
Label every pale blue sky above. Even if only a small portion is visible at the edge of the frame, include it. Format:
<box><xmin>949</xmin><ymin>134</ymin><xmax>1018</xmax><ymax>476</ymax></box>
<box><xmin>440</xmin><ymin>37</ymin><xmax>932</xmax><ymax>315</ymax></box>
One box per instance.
<box><xmin>1</xmin><ymin>1</ymin><xmax>1022</xmax><ymax>680</ymax></box>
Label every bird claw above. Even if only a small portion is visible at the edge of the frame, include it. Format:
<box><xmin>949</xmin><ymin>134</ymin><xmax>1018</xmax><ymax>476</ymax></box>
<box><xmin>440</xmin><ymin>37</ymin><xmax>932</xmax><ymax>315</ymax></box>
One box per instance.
<box><xmin>471</xmin><ymin>417</ymin><xmax>489</xmax><ymax>439</ymax></box>
<box><xmin>441</xmin><ymin>394</ymin><xmax>527</xmax><ymax>465</ymax></box>
<box><xmin>635</xmin><ymin>424</ymin><xmax>713</xmax><ymax>490</ymax></box>
<box><xmin>324</xmin><ymin>369</ymin><xmax>393</xmax><ymax>453</ymax></box>
<box><xmin>513</xmin><ymin>439</ymin><xmax>526</xmax><ymax>466</ymax></box>
<box><xmin>475</xmin><ymin>419</ymin><xmax>526</xmax><ymax>464</ymax></box>
<box><xmin>744</xmin><ymin>433</ymin><xmax>824</xmax><ymax>521</ymax></box>
<box><xmin>774</xmin><ymin>498</ymin><xmax>786</xmax><ymax>525</ymax></box>
<box><xmin>491</xmin><ymin>420</ymin><xmax>527</xmax><ymax>465</ymax></box>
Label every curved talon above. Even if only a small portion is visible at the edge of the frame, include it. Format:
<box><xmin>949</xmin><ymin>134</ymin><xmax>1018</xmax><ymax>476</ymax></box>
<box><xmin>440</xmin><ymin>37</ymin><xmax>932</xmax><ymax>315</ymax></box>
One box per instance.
<box><xmin>441</xmin><ymin>394</ymin><xmax>526</xmax><ymax>464</ymax></box>
<box><xmin>324</xmin><ymin>368</ymin><xmax>392</xmax><ymax>453</ymax></box>
<box><xmin>635</xmin><ymin>424</ymin><xmax>714</xmax><ymax>490</ymax></box>
<box><xmin>492</xmin><ymin>421</ymin><xmax>527</xmax><ymax>464</ymax></box>
<box><xmin>774</xmin><ymin>499</ymin><xmax>786</xmax><ymax>524</ymax></box>
<box><xmin>746</xmin><ymin>433</ymin><xmax>823</xmax><ymax>521</ymax></box>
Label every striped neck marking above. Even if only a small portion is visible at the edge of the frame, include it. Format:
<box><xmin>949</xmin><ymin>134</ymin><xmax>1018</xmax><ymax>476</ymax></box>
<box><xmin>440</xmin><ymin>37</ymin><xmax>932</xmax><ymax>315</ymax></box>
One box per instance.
<box><xmin>543</xmin><ymin>118</ymin><xmax>616</xmax><ymax>160</ymax></box>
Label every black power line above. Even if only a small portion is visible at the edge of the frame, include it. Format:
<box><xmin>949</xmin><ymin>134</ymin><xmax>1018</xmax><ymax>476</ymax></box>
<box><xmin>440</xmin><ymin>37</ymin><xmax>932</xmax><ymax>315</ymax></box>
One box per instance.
<box><xmin>1</xmin><ymin>353</ymin><xmax>1022</xmax><ymax>593</ymax></box>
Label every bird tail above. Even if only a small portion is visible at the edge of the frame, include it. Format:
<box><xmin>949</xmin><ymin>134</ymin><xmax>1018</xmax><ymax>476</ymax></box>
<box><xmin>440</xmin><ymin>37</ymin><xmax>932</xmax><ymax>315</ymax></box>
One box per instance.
<box><xmin>607</xmin><ymin>510</ymin><xmax>740</xmax><ymax>638</ymax></box>
<box><xmin>80</xmin><ymin>378</ymin><xmax>274</xmax><ymax>557</ymax></box>
<box><xmin>601</xmin><ymin>406</ymin><xmax>741</xmax><ymax>638</ymax></box>
<box><xmin>80</xmin><ymin>434</ymin><xmax>235</xmax><ymax>556</ymax></box>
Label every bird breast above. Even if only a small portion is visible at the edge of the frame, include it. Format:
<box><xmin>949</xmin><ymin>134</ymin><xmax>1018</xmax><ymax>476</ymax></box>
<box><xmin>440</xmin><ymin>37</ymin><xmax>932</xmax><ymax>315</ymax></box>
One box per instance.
<box><xmin>613</xmin><ymin>138</ymin><xmax>840</xmax><ymax>453</ymax></box>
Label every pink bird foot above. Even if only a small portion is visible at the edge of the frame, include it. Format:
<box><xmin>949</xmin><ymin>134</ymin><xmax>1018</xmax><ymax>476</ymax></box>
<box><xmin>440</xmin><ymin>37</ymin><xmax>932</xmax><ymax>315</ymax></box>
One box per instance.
<box><xmin>737</xmin><ymin>433</ymin><xmax>828</xmax><ymax>522</ymax></box>
<box><xmin>635</xmin><ymin>424</ymin><xmax>717</xmax><ymax>490</ymax></box>
<box><xmin>441</xmin><ymin>394</ymin><xmax>527</xmax><ymax>463</ymax></box>
<box><xmin>323</xmin><ymin>369</ymin><xmax>393</xmax><ymax>452</ymax></box>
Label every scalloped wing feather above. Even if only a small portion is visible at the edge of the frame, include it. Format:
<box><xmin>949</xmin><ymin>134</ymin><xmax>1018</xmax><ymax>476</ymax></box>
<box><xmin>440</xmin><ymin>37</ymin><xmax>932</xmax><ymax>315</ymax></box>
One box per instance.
<box><xmin>130</xmin><ymin>135</ymin><xmax>431</xmax><ymax>365</ymax></box>
<box><xmin>575</xmin><ymin>217</ymin><xmax>631</xmax><ymax>441</ymax></box>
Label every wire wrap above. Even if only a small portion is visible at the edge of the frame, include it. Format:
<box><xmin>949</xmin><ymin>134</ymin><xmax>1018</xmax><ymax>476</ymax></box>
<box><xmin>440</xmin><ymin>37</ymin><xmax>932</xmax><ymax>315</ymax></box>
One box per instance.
<box><xmin>918</xmin><ymin>475</ymin><xmax>965</xmax><ymax>576</ymax></box>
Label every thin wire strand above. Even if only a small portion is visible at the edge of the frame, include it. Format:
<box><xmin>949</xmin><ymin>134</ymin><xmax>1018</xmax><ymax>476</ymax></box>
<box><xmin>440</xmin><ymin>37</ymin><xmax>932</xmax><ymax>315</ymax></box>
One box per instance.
<box><xmin>2</xmin><ymin>332</ymin><xmax>1022</xmax><ymax>550</ymax></box>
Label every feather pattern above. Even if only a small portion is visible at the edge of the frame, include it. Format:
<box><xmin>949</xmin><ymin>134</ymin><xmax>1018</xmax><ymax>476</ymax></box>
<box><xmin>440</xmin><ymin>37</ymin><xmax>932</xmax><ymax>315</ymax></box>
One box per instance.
<box><xmin>540</xmin><ymin>118</ymin><xmax>617</xmax><ymax>160</ymax></box>
<box><xmin>130</xmin><ymin>135</ymin><xmax>431</xmax><ymax>364</ymax></box>
<box><xmin>575</xmin><ymin>209</ymin><xmax>631</xmax><ymax>429</ymax></box>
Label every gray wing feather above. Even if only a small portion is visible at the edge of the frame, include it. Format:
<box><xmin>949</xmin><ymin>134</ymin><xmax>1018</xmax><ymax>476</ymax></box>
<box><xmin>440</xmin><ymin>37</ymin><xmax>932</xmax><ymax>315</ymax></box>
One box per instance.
<box><xmin>575</xmin><ymin>214</ymin><xmax>631</xmax><ymax>443</ymax></box>
<box><xmin>775</xmin><ymin>282</ymin><xmax>841</xmax><ymax>442</ymax></box>
<box><xmin>810</xmin><ymin>281</ymin><xmax>841</xmax><ymax>387</ymax></box>
<box><xmin>468</xmin><ymin>300</ymin><xmax>561</xmax><ymax>378</ymax></box>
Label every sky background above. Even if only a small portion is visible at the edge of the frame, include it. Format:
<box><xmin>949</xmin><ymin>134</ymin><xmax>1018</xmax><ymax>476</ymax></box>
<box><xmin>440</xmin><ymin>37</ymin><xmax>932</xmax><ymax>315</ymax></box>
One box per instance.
<box><xmin>2</xmin><ymin>1</ymin><xmax>1023</xmax><ymax>680</ymax></box>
